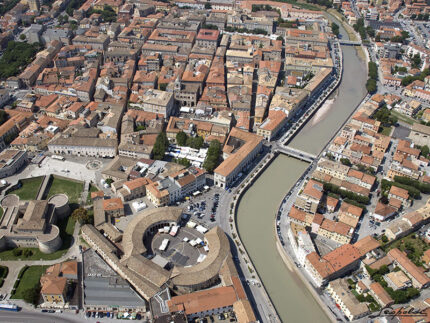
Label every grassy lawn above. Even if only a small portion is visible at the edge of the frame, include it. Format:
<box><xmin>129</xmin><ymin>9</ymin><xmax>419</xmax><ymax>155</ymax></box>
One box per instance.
<box><xmin>11</xmin><ymin>265</ymin><xmax>47</xmax><ymax>299</ymax></box>
<box><xmin>383</xmin><ymin>232</ymin><xmax>429</xmax><ymax>266</ymax></box>
<box><xmin>380</xmin><ymin>126</ymin><xmax>392</xmax><ymax>136</ymax></box>
<box><xmin>390</xmin><ymin>110</ymin><xmax>416</xmax><ymax>125</ymax></box>
<box><xmin>0</xmin><ymin>216</ymin><xmax>76</xmax><ymax>261</ymax></box>
<box><xmin>47</xmin><ymin>177</ymin><xmax>84</xmax><ymax>204</ymax></box>
<box><xmin>8</xmin><ymin>177</ymin><xmax>43</xmax><ymax>200</ymax></box>
<box><xmin>86</xmin><ymin>184</ymin><xmax>99</xmax><ymax>205</ymax></box>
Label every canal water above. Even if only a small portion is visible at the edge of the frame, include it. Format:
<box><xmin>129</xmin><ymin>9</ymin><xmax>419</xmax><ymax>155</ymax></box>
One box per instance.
<box><xmin>236</xmin><ymin>15</ymin><xmax>367</xmax><ymax>323</ymax></box>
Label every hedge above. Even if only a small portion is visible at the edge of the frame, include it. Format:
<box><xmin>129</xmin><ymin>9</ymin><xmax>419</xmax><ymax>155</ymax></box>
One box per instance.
<box><xmin>394</xmin><ymin>176</ymin><xmax>430</xmax><ymax>193</ymax></box>
<box><xmin>323</xmin><ymin>182</ymin><xmax>370</xmax><ymax>205</ymax></box>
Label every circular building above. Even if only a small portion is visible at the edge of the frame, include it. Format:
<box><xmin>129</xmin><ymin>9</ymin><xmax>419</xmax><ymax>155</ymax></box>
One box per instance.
<box><xmin>48</xmin><ymin>194</ymin><xmax>70</xmax><ymax>219</ymax></box>
<box><xmin>121</xmin><ymin>207</ymin><xmax>231</xmax><ymax>294</ymax></box>
<box><xmin>1</xmin><ymin>194</ymin><xmax>19</xmax><ymax>209</ymax></box>
<box><xmin>37</xmin><ymin>224</ymin><xmax>62</xmax><ymax>253</ymax></box>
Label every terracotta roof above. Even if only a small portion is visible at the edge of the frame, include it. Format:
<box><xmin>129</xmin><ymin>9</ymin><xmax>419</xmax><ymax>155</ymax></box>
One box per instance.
<box><xmin>353</xmin><ymin>236</ymin><xmax>380</xmax><ymax>256</ymax></box>
<box><xmin>388</xmin><ymin>248</ymin><xmax>430</xmax><ymax>287</ymax></box>
<box><xmin>103</xmin><ymin>197</ymin><xmax>124</xmax><ymax>211</ymax></box>
<box><xmin>168</xmin><ymin>286</ymin><xmax>238</xmax><ymax>315</ymax></box>
<box><xmin>370</xmin><ymin>282</ymin><xmax>393</xmax><ymax>306</ymax></box>
<box><xmin>389</xmin><ymin>185</ymin><xmax>409</xmax><ymax>200</ymax></box>
<box><xmin>322</xmin><ymin>244</ymin><xmax>361</xmax><ymax>272</ymax></box>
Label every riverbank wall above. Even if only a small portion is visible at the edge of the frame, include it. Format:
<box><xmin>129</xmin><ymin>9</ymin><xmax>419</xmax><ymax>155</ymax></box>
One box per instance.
<box><xmin>230</xmin><ymin>151</ymin><xmax>281</xmax><ymax>322</ymax></box>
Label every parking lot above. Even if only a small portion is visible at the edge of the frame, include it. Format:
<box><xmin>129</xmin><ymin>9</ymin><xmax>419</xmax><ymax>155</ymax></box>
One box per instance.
<box><xmin>151</xmin><ymin>227</ymin><xmax>206</xmax><ymax>267</ymax></box>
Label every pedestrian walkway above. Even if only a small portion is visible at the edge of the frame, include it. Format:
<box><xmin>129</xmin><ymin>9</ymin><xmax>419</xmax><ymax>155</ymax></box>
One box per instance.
<box><xmin>36</xmin><ymin>175</ymin><xmax>50</xmax><ymax>200</ymax></box>
<box><xmin>80</xmin><ymin>181</ymin><xmax>89</xmax><ymax>205</ymax></box>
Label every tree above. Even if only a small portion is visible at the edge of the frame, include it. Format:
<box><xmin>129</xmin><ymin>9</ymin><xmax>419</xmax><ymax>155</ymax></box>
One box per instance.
<box><xmin>366</xmin><ymin>79</ymin><xmax>377</xmax><ymax>94</ymax></box>
<box><xmin>331</xmin><ymin>22</ymin><xmax>339</xmax><ymax>37</ymax></box>
<box><xmin>186</xmin><ymin>136</ymin><xmax>204</xmax><ymax>149</ymax></box>
<box><xmin>340</xmin><ymin>158</ymin><xmax>352</xmax><ymax>166</ymax></box>
<box><xmin>276</xmin><ymin>35</ymin><xmax>283</xmax><ymax>41</ymax></box>
<box><xmin>203</xmin><ymin>140</ymin><xmax>221</xmax><ymax>173</ymax></box>
<box><xmin>176</xmin><ymin>131</ymin><xmax>188</xmax><ymax>146</ymax></box>
<box><xmin>159</xmin><ymin>83</ymin><xmax>167</xmax><ymax>91</ymax></box>
<box><xmin>204</xmin><ymin>2</ymin><xmax>211</xmax><ymax>9</ymax></box>
<box><xmin>412</xmin><ymin>54</ymin><xmax>422</xmax><ymax>69</ymax></box>
<box><xmin>152</xmin><ymin>132</ymin><xmax>169</xmax><ymax>160</ymax></box>
<box><xmin>71</xmin><ymin>207</ymin><xmax>91</xmax><ymax>224</ymax></box>
<box><xmin>19</xmin><ymin>34</ymin><xmax>26</xmax><ymax>41</ymax></box>
<box><xmin>22</xmin><ymin>285</ymin><xmax>41</xmax><ymax>305</ymax></box>
<box><xmin>105</xmin><ymin>178</ymin><xmax>113</xmax><ymax>185</ymax></box>
<box><xmin>174</xmin><ymin>157</ymin><xmax>191</xmax><ymax>167</ymax></box>
<box><xmin>23</xmin><ymin>249</ymin><xmax>33</xmax><ymax>257</ymax></box>
<box><xmin>421</xmin><ymin>145</ymin><xmax>430</xmax><ymax>158</ymax></box>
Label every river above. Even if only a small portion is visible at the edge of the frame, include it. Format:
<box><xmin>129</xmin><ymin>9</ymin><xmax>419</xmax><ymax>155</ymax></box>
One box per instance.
<box><xmin>236</xmin><ymin>14</ymin><xmax>367</xmax><ymax>323</ymax></box>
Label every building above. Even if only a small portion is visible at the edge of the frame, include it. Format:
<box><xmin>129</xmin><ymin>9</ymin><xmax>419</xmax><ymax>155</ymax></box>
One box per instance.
<box><xmin>256</xmin><ymin>108</ymin><xmax>288</xmax><ymax>141</ymax></box>
<box><xmin>146</xmin><ymin>166</ymin><xmax>206</xmax><ymax>207</ymax></box>
<box><xmin>117</xmin><ymin>177</ymin><xmax>149</xmax><ymax>202</ymax></box>
<box><xmin>294</xmin><ymin>179</ymin><xmax>323</xmax><ymax>214</ymax></box>
<box><xmin>388</xmin><ymin>185</ymin><xmax>411</xmax><ymax>209</ymax></box>
<box><xmin>0</xmin><ymin>149</ymin><xmax>27</xmax><ymax>178</ymax></box>
<box><xmin>326</xmin><ymin>279</ymin><xmax>369</xmax><ymax>321</ymax></box>
<box><xmin>408</xmin><ymin>123</ymin><xmax>430</xmax><ymax>147</ymax></box>
<box><xmin>167</xmin><ymin>286</ymin><xmax>251</xmax><ymax>320</ymax></box>
<box><xmin>40</xmin><ymin>261</ymin><xmax>78</xmax><ymax>308</ymax></box>
<box><xmin>388</xmin><ymin>248</ymin><xmax>430</xmax><ymax>289</ymax></box>
<box><xmin>0</xmin><ymin>193</ymin><xmax>70</xmax><ymax>254</ymax></box>
<box><xmin>384</xmin><ymin>271</ymin><xmax>412</xmax><ymax>290</ymax></box>
<box><xmin>315</xmin><ymin>158</ymin><xmax>350</xmax><ymax>181</ymax></box>
<box><xmin>103</xmin><ymin>198</ymin><xmax>124</xmax><ymax>218</ymax></box>
<box><xmin>82</xmin><ymin>248</ymin><xmax>147</xmax><ymax>316</ymax></box>
<box><xmin>195</xmin><ymin>29</ymin><xmax>220</xmax><ymax>49</ymax></box>
<box><xmin>214</xmin><ymin>128</ymin><xmax>263</xmax><ymax>188</ymax></box>
<box><xmin>369</xmin><ymin>282</ymin><xmax>394</xmax><ymax>307</ymax></box>
<box><xmin>129</xmin><ymin>89</ymin><xmax>175</xmax><ymax>118</ymax></box>
<box><xmin>48</xmin><ymin>127</ymin><xmax>117</xmax><ymax>158</ymax></box>
<box><xmin>304</xmin><ymin>244</ymin><xmax>361</xmax><ymax>287</ymax></box>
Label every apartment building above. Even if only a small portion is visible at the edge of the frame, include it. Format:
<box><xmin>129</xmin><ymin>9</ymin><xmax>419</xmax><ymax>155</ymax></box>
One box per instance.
<box><xmin>294</xmin><ymin>179</ymin><xmax>323</xmax><ymax>214</ymax></box>
<box><xmin>129</xmin><ymin>89</ymin><xmax>175</xmax><ymax>117</ymax></box>
<box><xmin>315</xmin><ymin>158</ymin><xmax>350</xmax><ymax>181</ymax></box>
<box><xmin>388</xmin><ymin>248</ymin><xmax>430</xmax><ymax>289</ymax></box>
<box><xmin>408</xmin><ymin>123</ymin><xmax>430</xmax><ymax>147</ymax></box>
<box><xmin>147</xmin><ymin>167</ymin><xmax>206</xmax><ymax>206</ymax></box>
<box><xmin>326</xmin><ymin>279</ymin><xmax>369</xmax><ymax>321</ymax></box>
<box><xmin>214</xmin><ymin>128</ymin><xmax>263</xmax><ymax>188</ymax></box>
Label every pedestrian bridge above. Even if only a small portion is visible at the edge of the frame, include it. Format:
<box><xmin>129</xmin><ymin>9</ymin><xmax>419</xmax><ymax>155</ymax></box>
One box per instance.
<box><xmin>338</xmin><ymin>39</ymin><xmax>361</xmax><ymax>46</ymax></box>
<box><xmin>275</xmin><ymin>145</ymin><xmax>317</xmax><ymax>163</ymax></box>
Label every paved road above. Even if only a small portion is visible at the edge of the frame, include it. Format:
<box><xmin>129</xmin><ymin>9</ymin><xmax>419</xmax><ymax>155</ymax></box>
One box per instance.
<box><xmin>0</xmin><ymin>310</ymin><xmax>81</xmax><ymax>323</ymax></box>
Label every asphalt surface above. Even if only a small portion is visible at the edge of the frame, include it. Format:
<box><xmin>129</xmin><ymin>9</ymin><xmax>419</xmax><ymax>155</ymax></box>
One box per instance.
<box><xmin>0</xmin><ymin>310</ymin><xmax>81</xmax><ymax>323</ymax></box>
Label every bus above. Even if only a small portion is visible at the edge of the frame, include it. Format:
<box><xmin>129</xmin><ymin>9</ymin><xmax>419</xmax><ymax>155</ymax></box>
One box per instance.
<box><xmin>159</xmin><ymin>239</ymin><xmax>169</xmax><ymax>251</ymax></box>
<box><xmin>169</xmin><ymin>225</ymin><xmax>179</xmax><ymax>237</ymax></box>
<box><xmin>0</xmin><ymin>304</ymin><xmax>19</xmax><ymax>311</ymax></box>
<box><xmin>51</xmin><ymin>155</ymin><xmax>65</xmax><ymax>161</ymax></box>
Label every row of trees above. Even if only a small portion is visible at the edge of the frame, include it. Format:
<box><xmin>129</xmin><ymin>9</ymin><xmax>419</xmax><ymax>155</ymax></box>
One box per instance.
<box><xmin>202</xmin><ymin>140</ymin><xmax>222</xmax><ymax>173</ymax></box>
<box><xmin>331</xmin><ymin>22</ymin><xmax>339</xmax><ymax>37</ymax></box>
<box><xmin>152</xmin><ymin>132</ymin><xmax>169</xmax><ymax>160</ymax></box>
<box><xmin>381</xmin><ymin>179</ymin><xmax>421</xmax><ymax>199</ymax></box>
<box><xmin>224</xmin><ymin>26</ymin><xmax>268</xmax><ymax>35</ymax></box>
<box><xmin>393</xmin><ymin>176</ymin><xmax>430</xmax><ymax>194</ymax></box>
<box><xmin>176</xmin><ymin>131</ymin><xmax>204</xmax><ymax>149</ymax></box>
<box><xmin>366</xmin><ymin>61</ymin><xmax>378</xmax><ymax>94</ymax></box>
<box><xmin>323</xmin><ymin>182</ymin><xmax>370</xmax><ymax>205</ymax></box>
<box><xmin>401</xmin><ymin>68</ymin><xmax>430</xmax><ymax>86</ymax></box>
